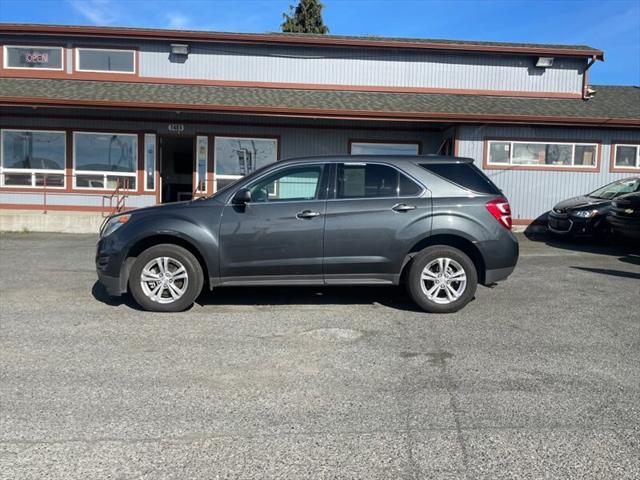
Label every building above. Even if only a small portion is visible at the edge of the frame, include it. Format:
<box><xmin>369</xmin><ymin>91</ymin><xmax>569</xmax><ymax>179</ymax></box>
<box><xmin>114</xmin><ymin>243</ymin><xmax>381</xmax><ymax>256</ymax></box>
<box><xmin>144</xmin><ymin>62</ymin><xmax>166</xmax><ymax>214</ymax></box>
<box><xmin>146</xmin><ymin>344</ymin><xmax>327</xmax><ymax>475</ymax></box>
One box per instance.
<box><xmin>1</xmin><ymin>24</ymin><xmax>639</xmax><ymax>229</ymax></box>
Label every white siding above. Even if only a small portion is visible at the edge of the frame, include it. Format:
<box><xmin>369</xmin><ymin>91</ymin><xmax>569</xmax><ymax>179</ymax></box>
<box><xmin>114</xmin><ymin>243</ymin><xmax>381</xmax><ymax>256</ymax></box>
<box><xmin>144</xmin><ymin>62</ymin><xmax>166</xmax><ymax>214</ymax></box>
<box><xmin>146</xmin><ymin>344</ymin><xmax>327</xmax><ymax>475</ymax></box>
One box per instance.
<box><xmin>457</xmin><ymin>125</ymin><xmax>640</xmax><ymax>220</ymax></box>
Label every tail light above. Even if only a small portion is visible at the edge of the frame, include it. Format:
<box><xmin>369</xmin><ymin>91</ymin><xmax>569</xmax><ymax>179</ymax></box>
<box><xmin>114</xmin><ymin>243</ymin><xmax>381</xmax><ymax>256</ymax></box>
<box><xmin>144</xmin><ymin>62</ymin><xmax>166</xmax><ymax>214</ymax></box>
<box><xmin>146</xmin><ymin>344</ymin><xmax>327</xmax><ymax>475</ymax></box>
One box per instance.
<box><xmin>486</xmin><ymin>197</ymin><xmax>512</xmax><ymax>230</ymax></box>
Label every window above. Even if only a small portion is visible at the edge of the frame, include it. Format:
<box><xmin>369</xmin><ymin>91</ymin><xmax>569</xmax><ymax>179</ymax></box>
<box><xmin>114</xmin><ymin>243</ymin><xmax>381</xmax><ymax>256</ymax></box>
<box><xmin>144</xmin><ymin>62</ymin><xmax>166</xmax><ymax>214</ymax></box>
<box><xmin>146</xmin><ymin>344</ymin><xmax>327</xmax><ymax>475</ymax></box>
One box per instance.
<box><xmin>144</xmin><ymin>134</ymin><xmax>156</xmax><ymax>191</ymax></box>
<box><xmin>589</xmin><ymin>178</ymin><xmax>640</xmax><ymax>200</ymax></box>
<box><xmin>487</xmin><ymin>140</ymin><xmax>598</xmax><ymax>168</ymax></box>
<box><xmin>1</xmin><ymin>130</ymin><xmax>66</xmax><ymax>188</ymax></box>
<box><xmin>420</xmin><ymin>163</ymin><xmax>501</xmax><ymax>195</ymax></box>
<box><xmin>350</xmin><ymin>142</ymin><xmax>420</xmax><ymax>155</ymax></box>
<box><xmin>73</xmin><ymin>132</ymin><xmax>137</xmax><ymax>190</ymax></box>
<box><xmin>3</xmin><ymin>45</ymin><xmax>63</xmax><ymax>70</ymax></box>
<box><xmin>76</xmin><ymin>48</ymin><xmax>135</xmax><ymax>74</ymax></box>
<box><xmin>195</xmin><ymin>136</ymin><xmax>208</xmax><ymax>193</ymax></box>
<box><xmin>613</xmin><ymin>144</ymin><xmax>640</xmax><ymax>170</ymax></box>
<box><xmin>214</xmin><ymin>136</ymin><xmax>278</xmax><ymax>192</ymax></box>
<box><xmin>248</xmin><ymin>165</ymin><xmax>323</xmax><ymax>202</ymax></box>
<box><xmin>337</xmin><ymin>163</ymin><xmax>422</xmax><ymax>199</ymax></box>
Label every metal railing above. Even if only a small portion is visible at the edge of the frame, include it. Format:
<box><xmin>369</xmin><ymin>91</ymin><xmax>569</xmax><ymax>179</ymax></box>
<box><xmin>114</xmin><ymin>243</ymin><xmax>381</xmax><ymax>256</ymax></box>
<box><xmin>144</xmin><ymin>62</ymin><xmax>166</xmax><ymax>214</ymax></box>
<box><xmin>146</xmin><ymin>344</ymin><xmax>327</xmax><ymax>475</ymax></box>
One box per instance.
<box><xmin>1</xmin><ymin>173</ymin><xmax>133</xmax><ymax>216</ymax></box>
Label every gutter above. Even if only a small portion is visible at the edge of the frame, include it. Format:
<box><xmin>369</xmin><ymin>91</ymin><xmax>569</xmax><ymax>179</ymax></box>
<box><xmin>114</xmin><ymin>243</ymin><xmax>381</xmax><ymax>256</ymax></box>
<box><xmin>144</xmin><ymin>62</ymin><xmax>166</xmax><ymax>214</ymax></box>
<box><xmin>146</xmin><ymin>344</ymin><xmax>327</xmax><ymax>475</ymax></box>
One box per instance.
<box><xmin>582</xmin><ymin>55</ymin><xmax>600</xmax><ymax>100</ymax></box>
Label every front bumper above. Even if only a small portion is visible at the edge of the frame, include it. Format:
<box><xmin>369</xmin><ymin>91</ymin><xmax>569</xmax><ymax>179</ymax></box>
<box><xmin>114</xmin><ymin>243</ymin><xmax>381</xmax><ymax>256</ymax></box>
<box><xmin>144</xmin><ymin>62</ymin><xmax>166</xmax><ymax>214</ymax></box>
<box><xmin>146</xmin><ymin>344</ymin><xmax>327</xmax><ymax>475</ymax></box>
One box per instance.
<box><xmin>95</xmin><ymin>237</ymin><xmax>128</xmax><ymax>296</ymax></box>
<box><xmin>547</xmin><ymin>212</ymin><xmax>601</xmax><ymax>236</ymax></box>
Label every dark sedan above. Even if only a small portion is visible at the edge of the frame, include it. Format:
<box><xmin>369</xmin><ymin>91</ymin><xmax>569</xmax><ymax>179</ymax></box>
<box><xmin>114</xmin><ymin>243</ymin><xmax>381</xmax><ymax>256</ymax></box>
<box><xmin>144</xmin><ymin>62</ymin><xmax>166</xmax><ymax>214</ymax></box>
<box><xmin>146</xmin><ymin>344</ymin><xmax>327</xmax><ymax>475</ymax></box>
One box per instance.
<box><xmin>608</xmin><ymin>192</ymin><xmax>640</xmax><ymax>241</ymax></box>
<box><xmin>548</xmin><ymin>177</ymin><xmax>640</xmax><ymax>239</ymax></box>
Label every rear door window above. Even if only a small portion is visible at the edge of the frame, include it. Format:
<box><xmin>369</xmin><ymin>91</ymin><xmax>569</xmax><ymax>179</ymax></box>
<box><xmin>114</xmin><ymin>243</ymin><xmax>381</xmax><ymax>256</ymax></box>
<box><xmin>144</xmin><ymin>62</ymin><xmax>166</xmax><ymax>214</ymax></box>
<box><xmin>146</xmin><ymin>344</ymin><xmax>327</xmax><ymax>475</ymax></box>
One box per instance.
<box><xmin>420</xmin><ymin>163</ymin><xmax>501</xmax><ymax>195</ymax></box>
<box><xmin>337</xmin><ymin>163</ymin><xmax>422</xmax><ymax>198</ymax></box>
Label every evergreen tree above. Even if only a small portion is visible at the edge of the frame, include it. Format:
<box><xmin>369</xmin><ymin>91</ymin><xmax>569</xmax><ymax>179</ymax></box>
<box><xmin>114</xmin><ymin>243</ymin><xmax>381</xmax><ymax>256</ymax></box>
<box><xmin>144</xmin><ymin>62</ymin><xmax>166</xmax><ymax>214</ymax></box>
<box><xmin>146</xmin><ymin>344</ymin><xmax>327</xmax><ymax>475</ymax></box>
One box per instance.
<box><xmin>281</xmin><ymin>0</ymin><xmax>329</xmax><ymax>34</ymax></box>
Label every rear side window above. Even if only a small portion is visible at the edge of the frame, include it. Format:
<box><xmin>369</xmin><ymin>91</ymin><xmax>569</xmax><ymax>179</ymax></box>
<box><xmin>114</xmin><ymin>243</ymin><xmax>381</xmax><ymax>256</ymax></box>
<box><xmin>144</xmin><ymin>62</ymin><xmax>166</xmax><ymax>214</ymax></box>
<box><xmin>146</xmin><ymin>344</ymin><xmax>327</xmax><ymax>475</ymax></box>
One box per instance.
<box><xmin>337</xmin><ymin>163</ymin><xmax>422</xmax><ymax>198</ymax></box>
<box><xmin>420</xmin><ymin>163</ymin><xmax>501</xmax><ymax>195</ymax></box>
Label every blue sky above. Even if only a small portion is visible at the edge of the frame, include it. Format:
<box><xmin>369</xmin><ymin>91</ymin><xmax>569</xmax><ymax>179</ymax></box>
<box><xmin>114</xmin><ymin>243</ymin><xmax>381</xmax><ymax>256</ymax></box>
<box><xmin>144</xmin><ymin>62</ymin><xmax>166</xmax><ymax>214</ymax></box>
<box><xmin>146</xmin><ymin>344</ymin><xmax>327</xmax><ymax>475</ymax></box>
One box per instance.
<box><xmin>1</xmin><ymin>0</ymin><xmax>639</xmax><ymax>85</ymax></box>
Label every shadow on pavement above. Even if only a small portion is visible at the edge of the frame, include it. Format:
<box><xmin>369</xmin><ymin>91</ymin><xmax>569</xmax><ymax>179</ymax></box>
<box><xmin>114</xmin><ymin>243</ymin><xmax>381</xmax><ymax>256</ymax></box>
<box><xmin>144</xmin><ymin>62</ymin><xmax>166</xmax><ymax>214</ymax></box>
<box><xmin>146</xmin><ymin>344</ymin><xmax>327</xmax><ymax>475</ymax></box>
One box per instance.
<box><xmin>196</xmin><ymin>285</ymin><xmax>423</xmax><ymax>312</ymax></box>
<box><xmin>92</xmin><ymin>280</ymin><xmax>424</xmax><ymax>312</ymax></box>
<box><xmin>570</xmin><ymin>266</ymin><xmax>640</xmax><ymax>281</ymax></box>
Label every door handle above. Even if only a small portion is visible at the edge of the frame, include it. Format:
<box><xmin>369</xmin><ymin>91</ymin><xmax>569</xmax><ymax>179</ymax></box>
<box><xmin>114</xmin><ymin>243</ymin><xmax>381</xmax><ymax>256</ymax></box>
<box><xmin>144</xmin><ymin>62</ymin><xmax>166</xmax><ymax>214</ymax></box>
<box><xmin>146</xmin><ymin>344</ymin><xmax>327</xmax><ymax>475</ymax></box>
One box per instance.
<box><xmin>392</xmin><ymin>203</ymin><xmax>417</xmax><ymax>212</ymax></box>
<box><xmin>296</xmin><ymin>210</ymin><xmax>321</xmax><ymax>219</ymax></box>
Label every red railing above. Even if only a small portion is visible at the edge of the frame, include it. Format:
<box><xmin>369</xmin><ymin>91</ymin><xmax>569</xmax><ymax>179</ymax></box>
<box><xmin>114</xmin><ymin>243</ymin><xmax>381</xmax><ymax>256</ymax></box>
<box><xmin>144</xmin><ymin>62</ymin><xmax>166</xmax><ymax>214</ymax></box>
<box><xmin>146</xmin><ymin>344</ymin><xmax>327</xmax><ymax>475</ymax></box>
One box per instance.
<box><xmin>32</xmin><ymin>174</ymin><xmax>132</xmax><ymax>216</ymax></box>
<box><xmin>101</xmin><ymin>178</ymin><xmax>130</xmax><ymax>217</ymax></box>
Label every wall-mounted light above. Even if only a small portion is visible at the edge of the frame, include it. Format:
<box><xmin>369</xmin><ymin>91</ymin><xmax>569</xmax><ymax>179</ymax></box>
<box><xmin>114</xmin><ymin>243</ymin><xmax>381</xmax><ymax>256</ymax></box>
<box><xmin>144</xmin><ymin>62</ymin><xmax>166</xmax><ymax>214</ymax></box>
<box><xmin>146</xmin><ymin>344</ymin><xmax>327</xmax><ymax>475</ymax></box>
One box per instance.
<box><xmin>170</xmin><ymin>43</ymin><xmax>189</xmax><ymax>56</ymax></box>
<box><xmin>535</xmin><ymin>57</ymin><xmax>554</xmax><ymax>68</ymax></box>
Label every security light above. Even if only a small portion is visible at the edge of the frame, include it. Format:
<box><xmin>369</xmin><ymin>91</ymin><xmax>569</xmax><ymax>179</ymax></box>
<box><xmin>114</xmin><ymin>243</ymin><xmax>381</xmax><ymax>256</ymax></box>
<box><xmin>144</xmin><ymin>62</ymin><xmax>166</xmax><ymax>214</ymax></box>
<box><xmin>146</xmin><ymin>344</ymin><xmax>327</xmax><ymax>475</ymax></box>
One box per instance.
<box><xmin>535</xmin><ymin>57</ymin><xmax>554</xmax><ymax>68</ymax></box>
<box><xmin>170</xmin><ymin>43</ymin><xmax>189</xmax><ymax>56</ymax></box>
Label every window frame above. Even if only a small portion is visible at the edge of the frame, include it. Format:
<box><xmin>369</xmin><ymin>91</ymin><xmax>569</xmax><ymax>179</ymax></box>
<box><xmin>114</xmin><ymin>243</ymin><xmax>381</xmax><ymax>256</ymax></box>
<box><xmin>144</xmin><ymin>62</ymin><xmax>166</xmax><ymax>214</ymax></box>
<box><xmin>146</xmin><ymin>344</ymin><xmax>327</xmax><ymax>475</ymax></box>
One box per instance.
<box><xmin>349</xmin><ymin>140</ymin><xmax>421</xmax><ymax>156</ymax></box>
<box><xmin>331</xmin><ymin>161</ymin><xmax>425</xmax><ymax>200</ymax></box>
<box><xmin>611</xmin><ymin>142</ymin><xmax>640</xmax><ymax>173</ymax></box>
<box><xmin>213</xmin><ymin>135</ymin><xmax>279</xmax><ymax>193</ymax></box>
<box><xmin>74</xmin><ymin>47</ymin><xmax>137</xmax><ymax>75</ymax></box>
<box><xmin>0</xmin><ymin>128</ymin><xmax>67</xmax><ymax>189</ymax></box>
<box><xmin>72</xmin><ymin>131</ymin><xmax>138</xmax><ymax>191</ymax></box>
<box><xmin>484</xmin><ymin>138</ymin><xmax>600</xmax><ymax>172</ymax></box>
<box><xmin>143</xmin><ymin>133</ymin><xmax>156</xmax><ymax>192</ymax></box>
<box><xmin>2</xmin><ymin>45</ymin><xmax>65</xmax><ymax>71</ymax></box>
<box><xmin>244</xmin><ymin>163</ymin><xmax>326</xmax><ymax>204</ymax></box>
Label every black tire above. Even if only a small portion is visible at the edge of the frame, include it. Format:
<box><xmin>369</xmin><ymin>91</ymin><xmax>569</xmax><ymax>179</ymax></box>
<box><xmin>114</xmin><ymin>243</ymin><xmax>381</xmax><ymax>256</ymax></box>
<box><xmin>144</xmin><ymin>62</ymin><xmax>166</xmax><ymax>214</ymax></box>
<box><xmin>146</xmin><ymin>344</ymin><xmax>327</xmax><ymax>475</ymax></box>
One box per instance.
<box><xmin>406</xmin><ymin>245</ymin><xmax>478</xmax><ymax>313</ymax></box>
<box><xmin>128</xmin><ymin>244</ymin><xmax>204</xmax><ymax>312</ymax></box>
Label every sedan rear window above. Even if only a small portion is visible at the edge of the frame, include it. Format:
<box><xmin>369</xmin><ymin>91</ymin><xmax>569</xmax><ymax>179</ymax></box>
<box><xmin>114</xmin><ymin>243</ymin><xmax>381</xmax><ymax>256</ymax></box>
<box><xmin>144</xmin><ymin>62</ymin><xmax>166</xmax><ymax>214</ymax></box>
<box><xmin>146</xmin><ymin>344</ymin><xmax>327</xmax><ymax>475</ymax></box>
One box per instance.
<box><xmin>420</xmin><ymin>163</ymin><xmax>501</xmax><ymax>195</ymax></box>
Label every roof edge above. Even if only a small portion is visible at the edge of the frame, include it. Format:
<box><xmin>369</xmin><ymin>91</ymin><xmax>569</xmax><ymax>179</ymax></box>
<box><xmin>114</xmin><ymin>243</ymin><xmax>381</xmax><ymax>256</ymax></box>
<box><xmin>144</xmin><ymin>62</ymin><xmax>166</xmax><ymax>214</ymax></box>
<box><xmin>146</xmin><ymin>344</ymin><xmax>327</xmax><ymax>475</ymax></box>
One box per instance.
<box><xmin>0</xmin><ymin>23</ymin><xmax>605</xmax><ymax>60</ymax></box>
<box><xmin>1</xmin><ymin>96</ymin><xmax>636</xmax><ymax>127</ymax></box>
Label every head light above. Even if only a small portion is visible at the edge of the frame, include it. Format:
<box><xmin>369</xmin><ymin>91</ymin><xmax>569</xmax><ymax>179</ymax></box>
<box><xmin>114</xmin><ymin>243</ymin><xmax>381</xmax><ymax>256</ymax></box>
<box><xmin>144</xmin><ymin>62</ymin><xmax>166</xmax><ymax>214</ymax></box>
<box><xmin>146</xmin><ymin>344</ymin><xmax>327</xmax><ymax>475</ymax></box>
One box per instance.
<box><xmin>100</xmin><ymin>214</ymin><xmax>130</xmax><ymax>238</ymax></box>
<box><xmin>572</xmin><ymin>209</ymin><xmax>598</xmax><ymax>218</ymax></box>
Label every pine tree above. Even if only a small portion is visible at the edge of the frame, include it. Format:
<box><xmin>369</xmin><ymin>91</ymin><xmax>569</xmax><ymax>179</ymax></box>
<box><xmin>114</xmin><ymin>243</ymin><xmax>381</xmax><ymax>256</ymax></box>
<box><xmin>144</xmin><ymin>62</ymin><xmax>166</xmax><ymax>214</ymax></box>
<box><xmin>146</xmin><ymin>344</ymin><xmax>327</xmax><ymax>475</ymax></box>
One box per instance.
<box><xmin>281</xmin><ymin>0</ymin><xmax>329</xmax><ymax>34</ymax></box>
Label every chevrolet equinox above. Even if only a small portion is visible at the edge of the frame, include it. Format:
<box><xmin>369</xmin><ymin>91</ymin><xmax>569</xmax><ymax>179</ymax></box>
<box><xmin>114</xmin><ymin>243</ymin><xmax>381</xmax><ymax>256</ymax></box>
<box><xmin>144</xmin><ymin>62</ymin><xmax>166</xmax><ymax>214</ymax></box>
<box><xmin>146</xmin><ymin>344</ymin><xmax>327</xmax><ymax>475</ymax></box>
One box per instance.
<box><xmin>96</xmin><ymin>155</ymin><xmax>519</xmax><ymax>313</ymax></box>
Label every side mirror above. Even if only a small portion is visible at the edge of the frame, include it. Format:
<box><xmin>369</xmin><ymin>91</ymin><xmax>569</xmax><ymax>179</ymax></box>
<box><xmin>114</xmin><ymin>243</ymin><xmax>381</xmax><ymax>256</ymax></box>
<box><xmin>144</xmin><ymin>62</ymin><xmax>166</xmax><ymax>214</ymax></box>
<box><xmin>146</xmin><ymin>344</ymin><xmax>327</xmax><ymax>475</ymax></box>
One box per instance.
<box><xmin>232</xmin><ymin>188</ymin><xmax>252</xmax><ymax>205</ymax></box>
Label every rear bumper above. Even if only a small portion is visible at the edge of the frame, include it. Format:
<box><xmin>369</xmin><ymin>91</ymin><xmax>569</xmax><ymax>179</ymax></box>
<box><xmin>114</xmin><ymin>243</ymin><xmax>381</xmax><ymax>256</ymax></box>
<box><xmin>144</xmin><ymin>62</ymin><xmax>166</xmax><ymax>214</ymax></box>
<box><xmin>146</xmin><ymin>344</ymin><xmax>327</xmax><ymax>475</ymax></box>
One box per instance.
<box><xmin>475</xmin><ymin>230</ymin><xmax>519</xmax><ymax>285</ymax></box>
<box><xmin>485</xmin><ymin>265</ymin><xmax>516</xmax><ymax>284</ymax></box>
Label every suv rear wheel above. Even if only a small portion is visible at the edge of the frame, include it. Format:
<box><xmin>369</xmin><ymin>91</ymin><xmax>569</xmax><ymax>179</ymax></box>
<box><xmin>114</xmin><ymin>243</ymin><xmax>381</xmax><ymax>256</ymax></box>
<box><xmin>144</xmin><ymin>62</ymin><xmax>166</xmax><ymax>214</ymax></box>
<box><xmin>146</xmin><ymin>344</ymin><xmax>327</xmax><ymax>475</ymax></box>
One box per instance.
<box><xmin>407</xmin><ymin>245</ymin><xmax>478</xmax><ymax>313</ymax></box>
<box><xmin>129</xmin><ymin>244</ymin><xmax>204</xmax><ymax>312</ymax></box>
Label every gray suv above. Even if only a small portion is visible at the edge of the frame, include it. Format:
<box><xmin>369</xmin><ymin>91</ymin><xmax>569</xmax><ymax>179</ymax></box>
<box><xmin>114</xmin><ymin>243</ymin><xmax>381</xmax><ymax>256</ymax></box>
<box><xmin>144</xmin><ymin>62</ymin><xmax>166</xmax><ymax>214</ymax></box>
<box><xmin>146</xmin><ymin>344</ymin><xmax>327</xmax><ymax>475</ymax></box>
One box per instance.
<box><xmin>96</xmin><ymin>156</ymin><xmax>518</xmax><ymax>313</ymax></box>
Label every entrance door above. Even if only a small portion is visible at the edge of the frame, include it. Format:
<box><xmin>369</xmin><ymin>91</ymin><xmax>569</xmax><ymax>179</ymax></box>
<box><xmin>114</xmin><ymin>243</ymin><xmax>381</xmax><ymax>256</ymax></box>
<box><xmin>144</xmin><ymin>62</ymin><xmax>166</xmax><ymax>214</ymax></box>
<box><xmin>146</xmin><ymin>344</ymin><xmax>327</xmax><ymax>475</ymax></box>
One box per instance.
<box><xmin>159</xmin><ymin>136</ymin><xmax>194</xmax><ymax>203</ymax></box>
<box><xmin>219</xmin><ymin>163</ymin><xmax>328</xmax><ymax>283</ymax></box>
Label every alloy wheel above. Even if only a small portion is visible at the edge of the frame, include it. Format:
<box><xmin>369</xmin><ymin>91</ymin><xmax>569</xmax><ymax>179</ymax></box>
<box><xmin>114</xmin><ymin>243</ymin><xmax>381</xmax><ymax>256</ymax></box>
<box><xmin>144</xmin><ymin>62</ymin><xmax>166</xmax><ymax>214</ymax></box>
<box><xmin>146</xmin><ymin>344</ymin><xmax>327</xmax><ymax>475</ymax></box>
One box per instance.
<box><xmin>140</xmin><ymin>256</ymin><xmax>189</xmax><ymax>304</ymax></box>
<box><xmin>419</xmin><ymin>257</ymin><xmax>467</xmax><ymax>304</ymax></box>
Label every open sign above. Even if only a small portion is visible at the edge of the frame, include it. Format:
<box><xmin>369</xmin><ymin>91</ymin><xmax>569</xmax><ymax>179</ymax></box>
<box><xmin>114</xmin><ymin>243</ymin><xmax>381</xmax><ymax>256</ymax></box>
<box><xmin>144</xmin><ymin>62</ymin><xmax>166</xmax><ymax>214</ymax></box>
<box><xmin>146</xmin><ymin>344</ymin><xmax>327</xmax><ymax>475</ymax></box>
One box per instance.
<box><xmin>24</xmin><ymin>52</ymin><xmax>49</xmax><ymax>64</ymax></box>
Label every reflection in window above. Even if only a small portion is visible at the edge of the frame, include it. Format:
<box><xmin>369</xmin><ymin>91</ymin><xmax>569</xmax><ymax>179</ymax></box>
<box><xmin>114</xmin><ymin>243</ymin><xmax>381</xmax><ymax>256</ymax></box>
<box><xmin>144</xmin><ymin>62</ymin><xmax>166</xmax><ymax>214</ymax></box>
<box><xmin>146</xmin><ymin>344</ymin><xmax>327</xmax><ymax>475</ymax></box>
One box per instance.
<box><xmin>1</xmin><ymin>129</ymin><xmax>66</xmax><ymax>188</ymax></box>
<box><xmin>195</xmin><ymin>136</ymin><xmax>208</xmax><ymax>193</ymax></box>
<box><xmin>614</xmin><ymin>145</ymin><xmax>640</xmax><ymax>169</ymax></box>
<box><xmin>76</xmin><ymin>48</ymin><xmax>135</xmax><ymax>73</ymax></box>
<box><xmin>214</xmin><ymin>137</ymin><xmax>277</xmax><ymax>192</ymax></box>
<box><xmin>488</xmin><ymin>140</ymin><xmax>597</xmax><ymax>168</ymax></box>
<box><xmin>73</xmin><ymin>132</ymin><xmax>137</xmax><ymax>190</ymax></box>
<box><xmin>248</xmin><ymin>165</ymin><xmax>322</xmax><ymax>202</ymax></box>
<box><xmin>337</xmin><ymin>163</ymin><xmax>421</xmax><ymax>199</ymax></box>
<box><xmin>350</xmin><ymin>142</ymin><xmax>419</xmax><ymax>155</ymax></box>
<box><xmin>144</xmin><ymin>134</ymin><xmax>156</xmax><ymax>191</ymax></box>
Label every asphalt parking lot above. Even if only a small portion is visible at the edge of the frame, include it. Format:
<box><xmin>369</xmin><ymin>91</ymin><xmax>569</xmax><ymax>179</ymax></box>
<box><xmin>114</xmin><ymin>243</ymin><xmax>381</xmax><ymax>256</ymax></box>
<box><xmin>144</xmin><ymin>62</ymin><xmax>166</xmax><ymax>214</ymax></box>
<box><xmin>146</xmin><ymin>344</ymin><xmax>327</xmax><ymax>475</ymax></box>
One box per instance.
<box><xmin>0</xmin><ymin>232</ymin><xmax>639</xmax><ymax>479</ymax></box>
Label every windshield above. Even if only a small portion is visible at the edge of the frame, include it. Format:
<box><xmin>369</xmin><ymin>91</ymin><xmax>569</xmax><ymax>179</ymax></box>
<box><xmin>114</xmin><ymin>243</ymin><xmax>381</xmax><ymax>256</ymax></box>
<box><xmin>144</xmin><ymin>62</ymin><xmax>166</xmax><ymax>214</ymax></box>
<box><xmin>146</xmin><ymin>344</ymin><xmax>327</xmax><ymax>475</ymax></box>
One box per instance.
<box><xmin>589</xmin><ymin>178</ymin><xmax>640</xmax><ymax>199</ymax></box>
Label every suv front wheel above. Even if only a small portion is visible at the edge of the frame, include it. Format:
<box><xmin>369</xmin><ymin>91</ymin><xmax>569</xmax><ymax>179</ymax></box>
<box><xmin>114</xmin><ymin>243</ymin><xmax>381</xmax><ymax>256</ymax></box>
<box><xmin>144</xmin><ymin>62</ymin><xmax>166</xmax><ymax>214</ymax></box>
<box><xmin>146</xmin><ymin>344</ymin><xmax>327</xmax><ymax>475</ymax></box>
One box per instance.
<box><xmin>407</xmin><ymin>246</ymin><xmax>478</xmax><ymax>313</ymax></box>
<box><xmin>129</xmin><ymin>244</ymin><xmax>204</xmax><ymax>312</ymax></box>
